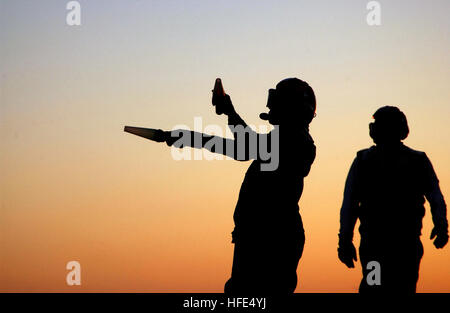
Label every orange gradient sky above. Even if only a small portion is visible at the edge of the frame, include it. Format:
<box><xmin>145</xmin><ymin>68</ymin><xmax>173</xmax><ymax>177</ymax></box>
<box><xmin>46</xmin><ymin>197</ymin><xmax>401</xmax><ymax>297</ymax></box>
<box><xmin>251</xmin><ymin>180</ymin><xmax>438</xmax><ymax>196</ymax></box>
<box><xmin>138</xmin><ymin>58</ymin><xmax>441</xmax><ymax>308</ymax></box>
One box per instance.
<box><xmin>1</xmin><ymin>0</ymin><xmax>449</xmax><ymax>292</ymax></box>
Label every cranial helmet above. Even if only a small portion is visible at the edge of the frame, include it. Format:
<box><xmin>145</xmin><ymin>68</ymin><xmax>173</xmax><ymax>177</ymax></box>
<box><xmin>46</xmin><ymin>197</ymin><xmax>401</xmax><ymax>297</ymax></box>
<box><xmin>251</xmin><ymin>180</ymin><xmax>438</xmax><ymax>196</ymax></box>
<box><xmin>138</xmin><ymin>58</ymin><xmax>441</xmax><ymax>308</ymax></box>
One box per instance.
<box><xmin>369</xmin><ymin>106</ymin><xmax>409</xmax><ymax>144</ymax></box>
<box><xmin>260</xmin><ymin>78</ymin><xmax>316</xmax><ymax>124</ymax></box>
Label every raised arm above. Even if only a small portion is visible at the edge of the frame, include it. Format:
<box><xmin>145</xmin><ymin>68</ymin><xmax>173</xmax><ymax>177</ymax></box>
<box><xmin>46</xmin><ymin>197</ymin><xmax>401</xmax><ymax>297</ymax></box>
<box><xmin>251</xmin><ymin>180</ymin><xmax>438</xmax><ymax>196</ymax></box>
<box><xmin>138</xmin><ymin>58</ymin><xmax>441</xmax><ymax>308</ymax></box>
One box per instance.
<box><xmin>165</xmin><ymin>90</ymin><xmax>273</xmax><ymax>165</ymax></box>
<box><xmin>212</xmin><ymin>93</ymin><xmax>267</xmax><ymax>162</ymax></box>
<box><xmin>214</xmin><ymin>93</ymin><xmax>258</xmax><ymax>139</ymax></box>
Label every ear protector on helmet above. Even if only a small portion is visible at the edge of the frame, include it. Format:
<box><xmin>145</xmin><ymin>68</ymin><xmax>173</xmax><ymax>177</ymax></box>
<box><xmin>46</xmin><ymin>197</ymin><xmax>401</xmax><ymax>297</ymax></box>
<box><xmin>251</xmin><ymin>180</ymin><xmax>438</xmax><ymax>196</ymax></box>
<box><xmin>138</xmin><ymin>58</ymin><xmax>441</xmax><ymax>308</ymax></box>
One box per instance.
<box><xmin>369</xmin><ymin>122</ymin><xmax>376</xmax><ymax>140</ymax></box>
<box><xmin>259</xmin><ymin>89</ymin><xmax>277</xmax><ymax>120</ymax></box>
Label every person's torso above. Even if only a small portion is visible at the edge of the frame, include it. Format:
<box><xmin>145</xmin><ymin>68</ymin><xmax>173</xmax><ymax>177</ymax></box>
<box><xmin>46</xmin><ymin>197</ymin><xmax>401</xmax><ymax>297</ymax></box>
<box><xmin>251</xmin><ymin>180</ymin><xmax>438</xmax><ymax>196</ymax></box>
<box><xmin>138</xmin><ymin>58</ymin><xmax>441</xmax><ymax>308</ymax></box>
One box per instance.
<box><xmin>233</xmin><ymin>128</ymin><xmax>316</xmax><ymax>236</ymax></box>
<box><xmin>356</xmin><ymin>144</ymin><xmax>428</xmax><ymax>240</ymax></box>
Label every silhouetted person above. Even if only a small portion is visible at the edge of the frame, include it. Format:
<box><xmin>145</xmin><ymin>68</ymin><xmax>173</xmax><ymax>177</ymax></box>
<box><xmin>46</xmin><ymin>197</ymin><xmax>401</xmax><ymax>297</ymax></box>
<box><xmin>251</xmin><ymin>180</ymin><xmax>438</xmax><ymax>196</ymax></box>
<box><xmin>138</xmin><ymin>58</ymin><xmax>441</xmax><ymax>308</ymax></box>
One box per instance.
<box><xmin>338</xmin><ymin>106</ymin><xmax>448</xmax><ymax>293</ymax></box>
<box><xmin>164</xmin><ymin>78</ymin><xmax>317</xmax><ymax>293</ymax></box>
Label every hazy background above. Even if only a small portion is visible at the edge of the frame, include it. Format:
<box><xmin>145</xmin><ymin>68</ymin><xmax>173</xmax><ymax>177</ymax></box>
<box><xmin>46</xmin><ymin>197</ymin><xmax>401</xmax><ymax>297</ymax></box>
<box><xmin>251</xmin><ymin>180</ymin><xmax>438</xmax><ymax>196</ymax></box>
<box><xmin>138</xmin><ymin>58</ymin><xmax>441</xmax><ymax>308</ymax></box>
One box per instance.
<box><xmin>1</xmin><ymin>0</ymin><xmax>449</xmax><ymax>292</ymax></box>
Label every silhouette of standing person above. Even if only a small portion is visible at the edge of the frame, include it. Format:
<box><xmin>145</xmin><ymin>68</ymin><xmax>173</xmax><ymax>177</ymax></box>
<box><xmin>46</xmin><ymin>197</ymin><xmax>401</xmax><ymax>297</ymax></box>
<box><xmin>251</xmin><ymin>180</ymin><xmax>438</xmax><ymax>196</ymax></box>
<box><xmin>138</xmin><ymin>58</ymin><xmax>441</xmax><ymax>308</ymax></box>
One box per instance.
<box><xmin>222</xmin><ymin>78</ymin><xmax>316</xmax><ymax>294</ymax></box>
<box><xmin>164</xmin><ymin>78</ymin><xmax>317</xmax><ymax>293</ymax></box>
<box><xmin>338</xmin><ymin>106</ymin><xmax>448</xmax><ymax>293</ymax></box>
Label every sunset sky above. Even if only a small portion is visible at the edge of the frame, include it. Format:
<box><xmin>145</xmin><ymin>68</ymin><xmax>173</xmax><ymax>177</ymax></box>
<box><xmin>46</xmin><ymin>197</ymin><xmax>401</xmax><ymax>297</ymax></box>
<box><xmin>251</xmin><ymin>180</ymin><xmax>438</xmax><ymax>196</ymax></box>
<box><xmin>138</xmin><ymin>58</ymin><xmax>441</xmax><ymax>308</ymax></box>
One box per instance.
<box><xmin>1</xmin><ymin>0</ymin><xmax>449</xmax><ymax>292</ymax></box>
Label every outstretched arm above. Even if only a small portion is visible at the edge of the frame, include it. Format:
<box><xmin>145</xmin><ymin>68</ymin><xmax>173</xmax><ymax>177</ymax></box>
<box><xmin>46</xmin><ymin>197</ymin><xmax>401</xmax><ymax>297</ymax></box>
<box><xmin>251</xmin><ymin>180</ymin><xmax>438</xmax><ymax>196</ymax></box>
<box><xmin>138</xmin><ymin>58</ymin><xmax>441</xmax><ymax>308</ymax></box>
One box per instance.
<box><xmin>165</xmin><ymin>129</ymin><xmax>240</xmax><ymax>160</ymax></box>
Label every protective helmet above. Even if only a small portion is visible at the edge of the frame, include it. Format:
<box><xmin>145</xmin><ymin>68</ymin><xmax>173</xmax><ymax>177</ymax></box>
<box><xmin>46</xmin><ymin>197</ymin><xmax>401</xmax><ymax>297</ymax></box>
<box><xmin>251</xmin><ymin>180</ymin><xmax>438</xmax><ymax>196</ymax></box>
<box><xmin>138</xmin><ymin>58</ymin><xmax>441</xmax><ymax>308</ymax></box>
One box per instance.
<box><xmin>369</xmin><ymin>106</ymin><xmax>409</xmax><ymax>143</ymax></box>
<box><xmin>261</xmin><ymin>78</ymin><xmax>316</xmax><ymax>124</ymax></box>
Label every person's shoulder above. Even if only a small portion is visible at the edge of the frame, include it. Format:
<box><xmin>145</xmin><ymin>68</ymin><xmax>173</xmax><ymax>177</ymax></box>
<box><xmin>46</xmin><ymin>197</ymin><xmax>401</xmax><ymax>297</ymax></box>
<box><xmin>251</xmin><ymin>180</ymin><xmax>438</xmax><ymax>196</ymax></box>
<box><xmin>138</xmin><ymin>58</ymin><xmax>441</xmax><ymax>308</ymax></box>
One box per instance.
<box><xmin>402</xmin><ymin>144</ymin><xmax>427</xmax><ymax>158</ymax></box>
<box><xmin>356</xmin><ymin>146</ymin><xmax>375</xmax><ymax>154</ymax></box>
<box><xmin>356</xmin><ymin>146</ymin><xmax>376</xmax><ymax>160</ymax></box>
<box><xmin>290</xmin><ymin>129</ymin><xmax>316</xmax><ymax>152</ymax></box>
<box><xmin>400</xmin><ymin>145</ymin><xmax>435</xmax><ymax>169</ymax></box>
